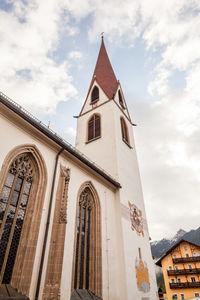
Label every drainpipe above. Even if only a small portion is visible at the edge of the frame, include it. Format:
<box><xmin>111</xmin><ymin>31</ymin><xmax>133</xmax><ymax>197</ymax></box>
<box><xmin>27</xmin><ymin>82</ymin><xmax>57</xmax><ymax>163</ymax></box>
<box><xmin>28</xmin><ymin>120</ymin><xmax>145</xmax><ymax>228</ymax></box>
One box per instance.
<box><xmin>35</xmin><ymin>147</ymin><xmax>64</xmax><ymax>300</ymax></box>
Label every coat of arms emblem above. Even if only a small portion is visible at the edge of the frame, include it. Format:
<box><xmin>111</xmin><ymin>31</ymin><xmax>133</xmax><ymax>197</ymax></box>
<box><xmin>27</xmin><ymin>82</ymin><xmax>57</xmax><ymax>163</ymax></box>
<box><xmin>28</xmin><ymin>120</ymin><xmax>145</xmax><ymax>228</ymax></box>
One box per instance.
<box><xmin>135</xmin><ymin>258</ymin><xmax>150</xmax><ymax>292</ymax></box>
<box><xmin>128</xmin><ymin>201</ymin><xmax>144</xmax><ymax>236</ymax></box>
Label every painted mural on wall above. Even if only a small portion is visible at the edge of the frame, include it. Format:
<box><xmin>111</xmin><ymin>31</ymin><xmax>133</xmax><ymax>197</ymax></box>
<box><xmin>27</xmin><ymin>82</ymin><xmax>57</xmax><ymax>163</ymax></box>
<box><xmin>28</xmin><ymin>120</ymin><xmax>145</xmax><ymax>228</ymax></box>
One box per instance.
<box><xmin>128</xmin><ymin>201</ymin><xmax>144</xmax><ymax>236</ymax></box>
<box><xmin>135</xmin><ymin>258</ymin><xmax>150</xmax><ymax>293</ymax></box>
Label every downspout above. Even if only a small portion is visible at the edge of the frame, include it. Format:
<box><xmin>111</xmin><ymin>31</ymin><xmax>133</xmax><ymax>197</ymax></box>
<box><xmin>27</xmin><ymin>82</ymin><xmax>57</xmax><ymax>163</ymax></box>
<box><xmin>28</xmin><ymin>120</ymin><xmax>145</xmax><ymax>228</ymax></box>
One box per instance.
<box><xmin>35</xmin><ymin>147</ymin><xmax>64</xmax><ymax>300</ymax></box>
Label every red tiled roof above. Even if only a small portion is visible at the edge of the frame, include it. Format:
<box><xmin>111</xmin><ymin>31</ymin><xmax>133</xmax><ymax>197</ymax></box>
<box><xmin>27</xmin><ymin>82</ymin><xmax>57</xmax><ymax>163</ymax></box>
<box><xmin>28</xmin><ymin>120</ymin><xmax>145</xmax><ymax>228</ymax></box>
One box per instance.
<box><xmin>92</xmin><ymin>38</ymin><xmax>118</xmax><ymax>99</ymax></box>
<box><xmin>82</xmin><ymin>38</ymin><xmax>118</xmax><ymax>112</ymax></box>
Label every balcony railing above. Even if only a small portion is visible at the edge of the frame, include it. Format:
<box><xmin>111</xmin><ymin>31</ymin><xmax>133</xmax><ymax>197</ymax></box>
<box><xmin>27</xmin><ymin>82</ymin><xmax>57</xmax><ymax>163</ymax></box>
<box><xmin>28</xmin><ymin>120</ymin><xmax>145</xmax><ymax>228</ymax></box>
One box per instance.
<box><xmin>168</xmin><ymin>268</ymin><xmax>200</xmax><ymax>276</ymax></box>
<box><xmin>170</xmin><ymin>282</ymin><xmax>200</xmax><ymax>289</ymax></box>
<box><xmin>173</xmin><ymin>256</ymin><xmax>200</xmax><ymax>263</ymax></box>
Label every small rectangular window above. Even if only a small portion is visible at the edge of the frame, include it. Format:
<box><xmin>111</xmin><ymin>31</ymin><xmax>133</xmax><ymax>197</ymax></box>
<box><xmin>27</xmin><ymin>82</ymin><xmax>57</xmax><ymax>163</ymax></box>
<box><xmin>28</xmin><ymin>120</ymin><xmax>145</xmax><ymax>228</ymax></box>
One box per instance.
<box><xmin>172</xmin><ymin>294</ymin><xmax>178</xmax><ymax>299</ymax></box>
<box><xmin>174</xmin><ymin>266</ymin><xmax>179</xmax><ymax>270</ymax></box>
<box><xmin>171</xmin><ymin>278</ymin><xmax>175</xmax><ymax>283</ymax></box>
<box><xmin>173</xmin><ymin>254</ymin><xmax>177</xmax><ymax>258</ymax></box>
<box><xmin>193</xmin><ymin>252</ymin><xmax>197</xmax><ymax>257</ymax></box>
<box><xmin>191</xmin><ymin>277</ymin><xmax>196</xmax><ymax>282</ymax></box>
<box><xmin>188</xmin><ymin>264</ymin><xmax>192</xmax><ymax>269</ymax></box>
<box><xmin>195</xmin><ymin>293</ymin><xmax>199</xmax><ymax>297</ymax></box>
<box><xmin>184</xmin><ymin>246</ymin><xmax>187</xmax><ymax>251</ymax></box>
<box><xmin>186</xmin><ymin>253</ymin><xmax>189</xmax><ymax>257</ymax></box>
<box><xmin>169</xmin><ymin>266</ymin><xmax>172</xmax><ymax>270</ymax></box>
<box><xmin>177</xmin><ymin>278</ymin><xmax>181</xmax><ymax>283</ymax></box>
<box><xmin>180</xmin><ymin>294</ymin><xmax>185</xmax><ymax>300</ymax></box>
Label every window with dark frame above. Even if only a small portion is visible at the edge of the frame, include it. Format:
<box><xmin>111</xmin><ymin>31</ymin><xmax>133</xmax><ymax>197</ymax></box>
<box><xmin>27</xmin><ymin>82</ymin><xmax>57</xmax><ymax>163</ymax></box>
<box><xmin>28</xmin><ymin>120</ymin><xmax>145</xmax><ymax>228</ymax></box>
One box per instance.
<box><xmin>73</xmin><ymin>186</ymin><xmax>101</xmax><ymax>295</ymax></box>
<box><xmin>88</xmin><ymin>114</ymin><xmax>100</xmax><ymax>141</ymax></box>
<box><xmin>120</xmin><ymin>117</ymin><xmax>129</xmax><ymax>145</ymax></box>
<box><xmin>91</xmin><ymin>86</ymin><xmax>99</xmax><ymax>103</ymax></box>
<box><xmin>118</xmin><ymin>90</ymin><xmax>125</xmax><ymax>109</ymax></box>
<box><xmin>0</xmin><ymin>154</ymin><xmax>34</xmax><ymax>284</ymax></box>
<box><xmin>74</xmin><ymin>188</ymin><xmax>92</xmax><ymax>290</ymax></box>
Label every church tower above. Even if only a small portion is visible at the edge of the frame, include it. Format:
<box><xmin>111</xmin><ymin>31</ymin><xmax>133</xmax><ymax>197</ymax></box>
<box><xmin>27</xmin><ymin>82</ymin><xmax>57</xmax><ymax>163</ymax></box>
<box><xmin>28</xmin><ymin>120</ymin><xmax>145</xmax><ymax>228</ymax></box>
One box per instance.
<box><xmin>75</xmin><ymin>37</ymin><xmax>158</xmax><ymax>300</ymax></box>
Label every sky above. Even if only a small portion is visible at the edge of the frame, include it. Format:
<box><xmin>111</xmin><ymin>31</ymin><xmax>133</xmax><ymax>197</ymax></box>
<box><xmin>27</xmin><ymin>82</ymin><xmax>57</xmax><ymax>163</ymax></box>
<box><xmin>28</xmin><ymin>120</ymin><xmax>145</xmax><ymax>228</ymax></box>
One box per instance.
<box><xmin>1</xmin><ymin>0</ymin><xmax>200</xmax><ymax>241</ymax></box>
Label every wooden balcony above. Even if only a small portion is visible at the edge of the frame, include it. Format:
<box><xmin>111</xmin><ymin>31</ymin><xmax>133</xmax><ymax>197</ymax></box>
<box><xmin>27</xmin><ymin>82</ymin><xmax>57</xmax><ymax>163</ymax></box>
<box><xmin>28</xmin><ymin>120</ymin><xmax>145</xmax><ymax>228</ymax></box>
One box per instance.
<box><xmin>170</xmin><ymin>282</ymin><xmax>200</xmax><ymax>289</ymax></box>
<box><xmin>173</xmin><ymin>256</ymin><xmax>200</xmax><ymax>263</ymax></box>
<box><xmin>168</xmin><ymin>268</ymin><xmax>200</xmax><ymax>276</ymax></box>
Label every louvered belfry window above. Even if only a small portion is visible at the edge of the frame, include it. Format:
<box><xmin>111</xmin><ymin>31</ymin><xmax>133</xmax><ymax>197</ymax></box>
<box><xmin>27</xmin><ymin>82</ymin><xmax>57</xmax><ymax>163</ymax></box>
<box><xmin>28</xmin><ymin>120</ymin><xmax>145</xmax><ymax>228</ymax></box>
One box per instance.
<box><xmin>120</xmin><ymin>117</ymin><xmax>129</xmax><ymax>144</ymax></box>
<box><xmin>88</xmin><ymin>114</ymin><xmax>100</xmax><ymax>141</ymax></box>
<box><xmin>91</xmin><ymin>86</ymin><xmax>99</xmax><ymax>103</ymax></box>
<box><xmin>74</xmin><ymin>187</ymin><xmax>93</xmax><ymax>290</ymax></box>
<box><xmin>0</xmin><ymin>154</ymin><xmax>34</xmax><ymax>284</ymax></box>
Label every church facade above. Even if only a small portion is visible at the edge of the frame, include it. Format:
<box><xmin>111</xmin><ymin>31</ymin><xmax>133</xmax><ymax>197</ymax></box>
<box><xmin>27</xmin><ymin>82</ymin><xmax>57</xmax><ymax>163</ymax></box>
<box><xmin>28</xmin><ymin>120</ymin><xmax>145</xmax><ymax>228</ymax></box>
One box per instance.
<box><xmin>0</xmin><ymin>38</ymin><xmax>158</xmax><ymax>300</ymax></box>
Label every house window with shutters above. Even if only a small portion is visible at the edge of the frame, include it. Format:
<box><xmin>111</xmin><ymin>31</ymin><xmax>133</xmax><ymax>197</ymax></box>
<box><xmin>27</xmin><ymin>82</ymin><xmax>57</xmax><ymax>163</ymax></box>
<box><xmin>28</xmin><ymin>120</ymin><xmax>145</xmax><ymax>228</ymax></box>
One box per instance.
<box><xmin>120</xmin><ymin>117</ymin><xmax>130</xmax><ymax>146</ymax></box>
<box><xmin>72</xmin><ymin>183</ymin><xmax>102</xmax><ymax>297</ymax></box>
<box><xmin>0</xmin><ymin>154</ymin><xmax>34</xmax><ymax>284</ymax></box>
<box><xmin>91</xmin><ymin>86</ymin><xmax>99</xmax><ymax>103</ymax></box>
<box><xmin>87</xmin><ymin>114</ymin><xmax>101</xmax><ymax>142</ymax></box>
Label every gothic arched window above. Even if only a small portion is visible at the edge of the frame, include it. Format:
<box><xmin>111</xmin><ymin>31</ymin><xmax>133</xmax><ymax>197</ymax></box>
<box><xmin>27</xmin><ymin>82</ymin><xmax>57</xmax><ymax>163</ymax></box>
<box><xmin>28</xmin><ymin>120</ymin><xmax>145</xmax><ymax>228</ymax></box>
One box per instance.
<box><xmin>0</xmin><ymin>154</ymin><xmax>34</xmax><ymax>284</ymax></box>
<box><xmin>118</xmin><ymin>90</ymin><xmax>125</xmax><ymax>109</ymax></box>
<box><xmin>120</xmin><ymin>117</ymin><xmax>129</xmax><ymax>145</ymax></box>
<box><xmin>91</xmin><ymin>86</ymin><xmax>99</xmax><ymax>103</ymax></box>
<box><xmin>72</xmin><ymin>184</ymin><xmax>102</xmax><ymax>297</ymax></box>
<box><xmin>88</xmin><ymin>114</ymin><xmax>101</xmax><ymax>141</ymax></box>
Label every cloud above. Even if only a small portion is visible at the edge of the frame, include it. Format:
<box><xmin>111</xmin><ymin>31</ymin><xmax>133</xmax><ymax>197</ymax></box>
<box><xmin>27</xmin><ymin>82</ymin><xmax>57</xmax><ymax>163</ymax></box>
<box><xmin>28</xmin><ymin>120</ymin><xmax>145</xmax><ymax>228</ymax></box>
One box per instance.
<box><xmin>0</xmin><ymin>0</ymin><xmax>77</xmax><ymax>113</ymax></box>
<box><xmin>1</xmin><ymin>0</ymin><xmax>200</xmax><ymax>240</ymax></box>
<box><xmin>68</xmin><ymin>51</ymin><xmax>82</xmax><ymax>59</ymax></box>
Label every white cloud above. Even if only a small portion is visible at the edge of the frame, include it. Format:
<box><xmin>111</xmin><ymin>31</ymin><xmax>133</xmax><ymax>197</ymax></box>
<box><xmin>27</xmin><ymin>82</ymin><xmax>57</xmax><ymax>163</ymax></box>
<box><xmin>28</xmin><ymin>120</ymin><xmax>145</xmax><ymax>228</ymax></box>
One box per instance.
<box><xmin>65</xmin><ymin>127</ymin><xmax>76</xmax><ymax>137</ymax></box>
<box><xmin>68</xmin><ymin>51</ymin><xmax>82</xmax><ymax>59</ymax></box>
<box><xmin>1</xmin><ymin>0</ymin><xmax>200</xmax><ymax>240</ymax></box>
<box><xmin>0</xmin><ymin>0</ymin><xmax>77</xmax><ymax>113</ymax></box>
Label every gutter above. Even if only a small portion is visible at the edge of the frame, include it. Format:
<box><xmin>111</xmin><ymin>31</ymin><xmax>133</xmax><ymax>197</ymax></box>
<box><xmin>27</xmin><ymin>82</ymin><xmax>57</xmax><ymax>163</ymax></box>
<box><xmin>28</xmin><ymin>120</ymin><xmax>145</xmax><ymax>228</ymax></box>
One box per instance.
<box><xmin>35</xmin><ymin>148</ymin><xmax>64</xmax><ymax>300</ymax></box>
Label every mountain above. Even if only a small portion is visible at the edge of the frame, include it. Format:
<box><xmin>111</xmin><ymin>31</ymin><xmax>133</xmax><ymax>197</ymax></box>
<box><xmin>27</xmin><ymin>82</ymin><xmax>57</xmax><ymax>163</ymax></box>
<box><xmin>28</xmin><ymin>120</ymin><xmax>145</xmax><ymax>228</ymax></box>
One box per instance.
<box><xmin>151</xmin><ymin>227</ymin><xmax>200</xmax><ymax>259</ymax></box>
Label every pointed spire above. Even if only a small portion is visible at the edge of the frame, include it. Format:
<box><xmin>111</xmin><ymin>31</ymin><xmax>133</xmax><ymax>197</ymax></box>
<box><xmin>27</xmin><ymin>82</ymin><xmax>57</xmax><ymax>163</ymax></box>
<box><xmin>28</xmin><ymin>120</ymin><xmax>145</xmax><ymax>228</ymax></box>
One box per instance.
<box><xmin>89</xmin><ymin>38</ymin><xmax>118</xmax><ymax>100</ymax></box>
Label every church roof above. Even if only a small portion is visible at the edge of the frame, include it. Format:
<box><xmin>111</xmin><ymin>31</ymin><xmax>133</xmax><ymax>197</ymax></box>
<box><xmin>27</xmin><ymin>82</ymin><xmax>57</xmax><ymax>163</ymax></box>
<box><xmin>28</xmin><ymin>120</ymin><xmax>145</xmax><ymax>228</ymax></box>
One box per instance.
<box><xmin>0</xmin><ymin>91</ymin><xmax>121</xmax><ymax>189</ymax></box>
<box><xmin>87</xmin><ymin>37</ymin><xmax>118</xmax><ymax>101</ymax></box>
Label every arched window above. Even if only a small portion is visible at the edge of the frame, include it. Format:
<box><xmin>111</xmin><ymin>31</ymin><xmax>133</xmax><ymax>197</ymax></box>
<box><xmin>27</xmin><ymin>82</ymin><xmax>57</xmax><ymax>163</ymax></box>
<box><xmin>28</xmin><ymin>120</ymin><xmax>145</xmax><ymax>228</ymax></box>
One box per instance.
<box><xmin>72</xmin><ymin>183</ymin><xmax>102</xmax><ymax>297</ymax></box>
<box><xmin>0</xmin><ymin>145</ymin><xmax>47</xmax><ymax>295</ymax></box>
<box><xmin>120</xmin><ymin>117</ymin><xmax>129</xmax><ymax>145</ymax></box>
<box><xmin>88</xmin><ymin>114</ymin><xmax>101</xmax><ymax>141</ymax></box>
<box><xmin>91</xmin><ymin>86</ymin><xmax>99</xmax><ymax>103</ymax></box>
<box><xmin>0</xmin><ymin>154</ymin><xmax>34</xmax><ymax>284</ymax></box>
<box><xmin>118</xmin><ymin>90</ymin><xmax>125</xmax><ymax>109</ymax></box>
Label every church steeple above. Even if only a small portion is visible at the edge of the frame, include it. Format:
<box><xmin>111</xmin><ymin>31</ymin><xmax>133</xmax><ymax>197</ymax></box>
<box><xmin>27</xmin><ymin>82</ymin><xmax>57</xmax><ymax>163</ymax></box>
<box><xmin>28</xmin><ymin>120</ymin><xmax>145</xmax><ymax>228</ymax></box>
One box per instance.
<box><xmin>80</xmin><ymin>38</ymin><xmax>122</xmax><ymax>116</ymax></box>
<box><xmin>89</xmin><ymin>37</ymin><xmax>118</xmax><ymax>100</ymax></box>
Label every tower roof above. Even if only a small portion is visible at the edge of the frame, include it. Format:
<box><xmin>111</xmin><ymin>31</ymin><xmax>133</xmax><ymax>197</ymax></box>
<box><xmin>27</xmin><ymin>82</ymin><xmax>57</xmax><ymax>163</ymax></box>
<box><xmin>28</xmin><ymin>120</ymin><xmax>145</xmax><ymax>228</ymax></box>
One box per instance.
<box><xmin>88</xmin><ymin>37</ymin><xmax>118</xmax><ymax>100</ymax></box>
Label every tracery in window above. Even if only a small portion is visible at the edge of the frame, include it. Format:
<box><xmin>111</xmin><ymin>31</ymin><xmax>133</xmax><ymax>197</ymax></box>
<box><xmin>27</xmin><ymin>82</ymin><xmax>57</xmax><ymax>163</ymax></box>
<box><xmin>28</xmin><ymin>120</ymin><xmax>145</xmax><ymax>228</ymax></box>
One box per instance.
<box><xmin>88</xmin><ymin>114</ymin><xmax>101</xmax><ymax>141</ymax></box>
<box><xmin>120</xmin><ymin>117</ymin><xmax>129</xmax><ymax>145</ymax></box>
<box><xmin>0</xmin><ymin>154</ymin><xmax>34</xmax><ymax>284</ymax></box>
<box><xmin>91</xmin><ymin>86</ymin><xmax>99</xmax><ymax>103</ymax></box>
<box><xmin>73</xmin><ymin>183</ymin><xmax>102</xmax><ymax>297</ymax></box>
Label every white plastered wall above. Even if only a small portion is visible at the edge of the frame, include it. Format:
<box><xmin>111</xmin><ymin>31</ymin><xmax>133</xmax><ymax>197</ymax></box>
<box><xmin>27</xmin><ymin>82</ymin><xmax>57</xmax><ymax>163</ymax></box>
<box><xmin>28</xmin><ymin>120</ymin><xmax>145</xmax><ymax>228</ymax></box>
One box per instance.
<box><xmin>76</xmin><ymin>100</ymin><xmax>119</xmax><ymax>179</ymax></box>
<box><xmin>75</xmin><ymin>99</ymin><xmax>158</xmax><ymax>300</ymax></box>
<box><xmin>0</xmin><ymin>109</ymin><xmax>128</xmax><ymax>300</ymax></box>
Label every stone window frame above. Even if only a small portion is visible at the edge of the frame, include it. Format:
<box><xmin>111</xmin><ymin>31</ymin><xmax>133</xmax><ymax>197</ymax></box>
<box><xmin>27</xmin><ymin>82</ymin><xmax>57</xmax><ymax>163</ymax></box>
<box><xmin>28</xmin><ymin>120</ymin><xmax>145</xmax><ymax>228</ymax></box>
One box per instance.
<box><xmin>71</xmin><ymin>181</ymin><xmax>102</xmax><ymax>298</ymax></box>
<box><xmin>0</xmin><ymin>144</ymin><xmax>47</xmax><ymax>296</ymax></box>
